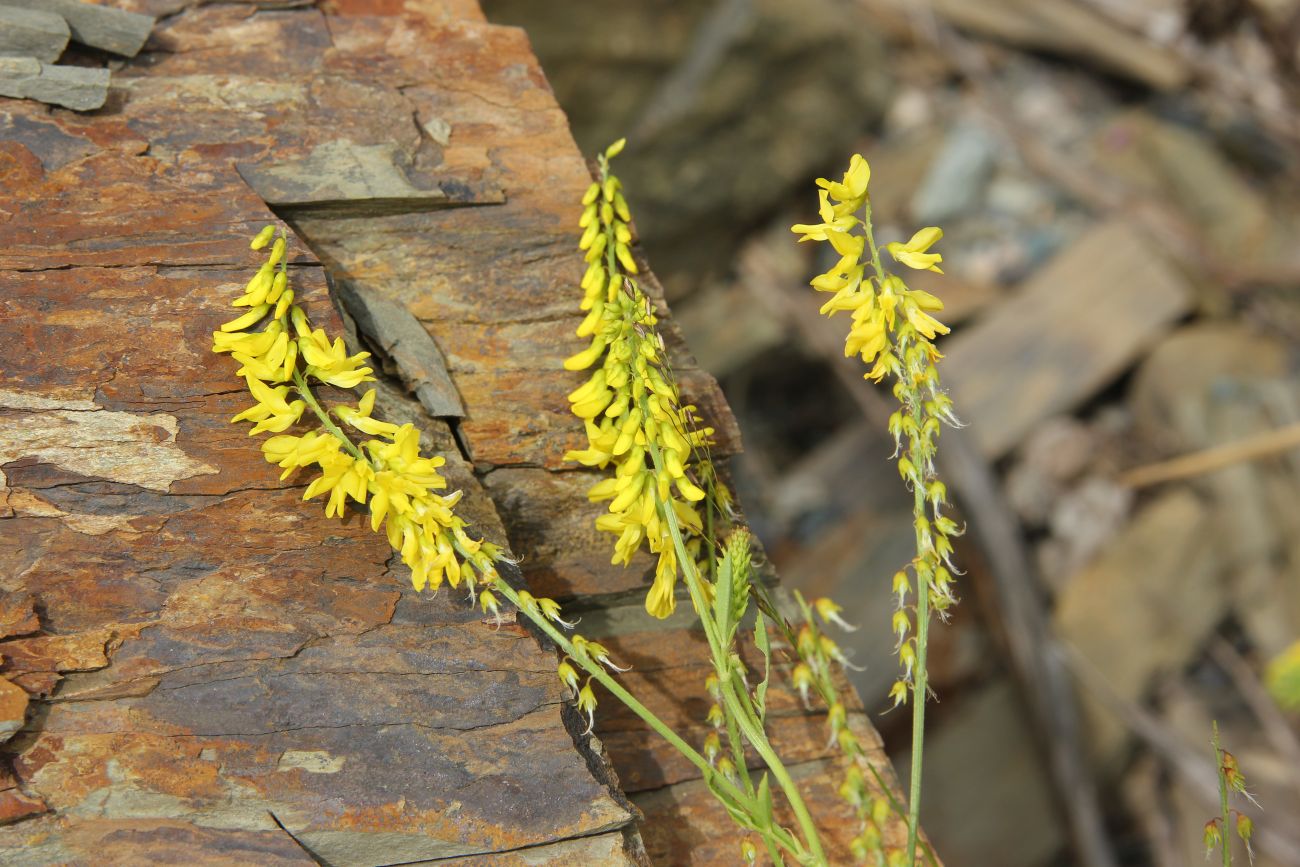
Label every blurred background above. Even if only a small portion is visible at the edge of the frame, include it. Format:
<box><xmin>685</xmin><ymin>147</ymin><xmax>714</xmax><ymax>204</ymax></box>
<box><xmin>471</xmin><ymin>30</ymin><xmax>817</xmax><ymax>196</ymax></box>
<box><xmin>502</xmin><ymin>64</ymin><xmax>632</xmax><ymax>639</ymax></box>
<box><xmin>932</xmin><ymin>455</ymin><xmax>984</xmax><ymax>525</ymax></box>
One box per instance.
<box><xmin>482</xmin><ymin>2</ymin><xmax>1300</xmax><ymax>865</ymax></box>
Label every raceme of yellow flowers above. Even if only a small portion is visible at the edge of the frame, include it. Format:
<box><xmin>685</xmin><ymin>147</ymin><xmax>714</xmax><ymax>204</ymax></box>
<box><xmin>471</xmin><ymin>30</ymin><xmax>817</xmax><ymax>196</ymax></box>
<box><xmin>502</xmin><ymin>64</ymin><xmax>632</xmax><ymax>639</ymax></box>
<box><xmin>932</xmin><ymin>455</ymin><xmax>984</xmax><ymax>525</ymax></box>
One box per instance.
<box><xmin>562</xmin><ymin>139</ymin><xmax>727</xmax><ymax>620</ymax></box>
<box><xmin>792</xmin><ymin>153</ymin><xmax>960</xmax><ymax>710</ymax></box>
<box><xmin>213</xmin><ymin>226</ymin><xmax>507</xmax><ymax>602</ymax></box>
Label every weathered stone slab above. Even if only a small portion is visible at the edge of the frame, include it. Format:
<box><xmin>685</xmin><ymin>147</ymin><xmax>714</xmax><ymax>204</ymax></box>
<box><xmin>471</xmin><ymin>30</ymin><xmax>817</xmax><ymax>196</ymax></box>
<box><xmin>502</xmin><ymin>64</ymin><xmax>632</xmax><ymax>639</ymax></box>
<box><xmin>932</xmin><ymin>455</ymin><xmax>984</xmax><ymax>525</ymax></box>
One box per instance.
<box><xmin>0</xmin><ymin>7</ymin><xmax>70</xmax><ymax>63</ymax></box>
<box><xmin>1055</xmin><ymin>489</ymin><xmax>1225</xmax><ymax>769</ymax></box>
<box><xmin>237</xmin><ymin>140</ymin><xmax>452</xmax><ymax>217</ymax></box>
<box><xmin>332</xmin><ymin>274</ymin><xmax>466</xmax><ymax>418</ymax></box>
<box><xmin>0</xmin><ymin>57</ymin><xmax>108</xmax><ymax>111</ymax></box>
<box><xmin>0</xmin><ymin>0</ymin><xmax>154</xmax><ymax>57</ymax></box>
<box><xmin>943</xmin><ymin>220</ymin><xmax>1192</xmax><ymax>458</ymax></box>
<box><xmin>0</xmin><ymin>3</ymin><xmax>643</xmax><ymax>861</ymax></box>
<box><xmin>482</xmin><ymin>467</ymin><xmax>657</xmax><ymax>600</ymax></box>
<box><xmin>0</xmin><ymin>680</ymin><xmax>27</xmax><ymax>743</ymax></box>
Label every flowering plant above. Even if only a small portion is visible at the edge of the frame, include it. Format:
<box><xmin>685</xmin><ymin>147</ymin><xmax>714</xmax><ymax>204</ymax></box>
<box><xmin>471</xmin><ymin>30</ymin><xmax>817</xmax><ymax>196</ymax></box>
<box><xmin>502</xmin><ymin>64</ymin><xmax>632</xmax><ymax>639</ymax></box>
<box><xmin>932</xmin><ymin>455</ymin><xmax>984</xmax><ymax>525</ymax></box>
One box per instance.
<box><xmin>791</xmin><ymin>152</ymin><xmax>960</xmax><ymax>864</ymax></box>
<box><xmin>213</xmin><ymin>144</ymin><xmax>954</xmax><ymax>865</ymax></box>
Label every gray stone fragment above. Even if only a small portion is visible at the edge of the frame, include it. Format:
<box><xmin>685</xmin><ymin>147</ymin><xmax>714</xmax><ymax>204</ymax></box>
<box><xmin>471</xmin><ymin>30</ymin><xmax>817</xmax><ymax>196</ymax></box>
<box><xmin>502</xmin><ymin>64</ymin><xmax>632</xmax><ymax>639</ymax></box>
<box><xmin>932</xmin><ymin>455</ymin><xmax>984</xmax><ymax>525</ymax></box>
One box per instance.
<box><xmin>0</xmin><ymin>6</ymin><xmax>70</xmax><ymax>63</ymax></box>
<box><xmin>0</xmin><ymin>56</ymin><xmax>109</xmax><ymax>111</ymax></box>
<box><xmin>331</xmin><ymin>274</ymin><xmax>466</xmax><ymax>418</ymax></box>
<box><xmin>0</xmin><ymin>0</ymin><xmax>153</xmax><ymax>57</ymax></box>
<box><xmin>237</xmin><ymin>140</ymin><xmax>449</xmax><ymax>216</ymax></box>
<box><xmin>910</xmin><ymin>120</ymin><xmax>1001</xmax><ymax>223</ymax></box>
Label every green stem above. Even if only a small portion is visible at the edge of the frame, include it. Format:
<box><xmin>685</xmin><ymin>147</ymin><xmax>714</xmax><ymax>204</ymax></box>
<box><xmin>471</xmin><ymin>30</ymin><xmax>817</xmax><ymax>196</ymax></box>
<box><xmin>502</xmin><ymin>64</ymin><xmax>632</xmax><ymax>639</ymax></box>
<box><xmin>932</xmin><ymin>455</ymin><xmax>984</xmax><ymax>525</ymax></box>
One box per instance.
<box><xmin>490</xmin><ymin>575</ymin><xmax>805</xmax><ymax>861</ymax></box>
<box><xmin>639</xmin><ymin>396</ymin><xmax>827</xmax><ymax>866</ymax></box>
<box><xmin>1214</xmin><ymin>722</ymin><xmax>1232</xmax><ymax>867</ymax></box>
<box><xmin>907</xmin><ymin>477</ymin><xmax>931</xmax><ymax>865</ymax></box>
<box><xmin>292</xmin><ymin>369</ymin><xmax>365</xmax><ymax>461</ymax></box>
<box><xmin>861</xmin><ymin>199</ymin><xmax>930</xmax><ymax>866</ymax></box>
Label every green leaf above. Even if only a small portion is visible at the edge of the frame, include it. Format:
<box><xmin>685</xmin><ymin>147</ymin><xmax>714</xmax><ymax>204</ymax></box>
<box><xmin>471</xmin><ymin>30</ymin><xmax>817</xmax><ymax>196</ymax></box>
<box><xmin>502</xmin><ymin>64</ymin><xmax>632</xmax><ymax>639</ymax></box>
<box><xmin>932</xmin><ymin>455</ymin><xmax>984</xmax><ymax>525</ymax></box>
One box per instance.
<box><xmin>714</xmin><ymin>538</ymin><xmax>735</xmax><ymax>648</ymax></box>
<box><xmin>754</xmin><ymin>615</ymin><xmax>772</xmax><ymax>723</ymax></box>
<box><xmin>704</xmin><ymin>770</ymin><xmax>759</xmax><ymax>831</ymax></box>
<box><xmin>756</xmin><ymin>773</ymin><xmax>774</xmax><ymax>827</ymax></box>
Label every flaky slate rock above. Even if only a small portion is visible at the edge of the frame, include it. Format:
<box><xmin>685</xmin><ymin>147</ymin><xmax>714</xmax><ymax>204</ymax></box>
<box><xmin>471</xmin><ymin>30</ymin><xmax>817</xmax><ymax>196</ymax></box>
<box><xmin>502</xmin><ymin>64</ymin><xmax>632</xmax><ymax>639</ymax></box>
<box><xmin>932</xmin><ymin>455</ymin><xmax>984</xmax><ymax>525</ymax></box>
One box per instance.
<box><xmin>0</xmin><ymin>3</ymin><xmax>640</xmax><ymax>864</ymax></box>
<box><xmin>0</xmin><ymin>0</ymin><xmax>153</xmax><ymax>57</ymax></box>
<box><xmin>0</xmin><ymin>7</ymin><xmax>70</xmax><ymax>63</ymax></box>
<box><xmin>0</xmin><ymin>57</ymin><xmax>109</xmax><ymax>112</ymax></box>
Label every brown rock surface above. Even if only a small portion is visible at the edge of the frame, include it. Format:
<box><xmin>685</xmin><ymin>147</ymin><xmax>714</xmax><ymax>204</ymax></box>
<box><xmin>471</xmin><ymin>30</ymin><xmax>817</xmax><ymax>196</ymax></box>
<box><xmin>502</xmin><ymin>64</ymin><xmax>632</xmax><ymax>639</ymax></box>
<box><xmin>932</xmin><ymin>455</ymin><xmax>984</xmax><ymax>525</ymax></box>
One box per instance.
<box><xmin>0</xmin><ymin>3</ymin><xmax>637</xmax><ymax>863</ymax></box>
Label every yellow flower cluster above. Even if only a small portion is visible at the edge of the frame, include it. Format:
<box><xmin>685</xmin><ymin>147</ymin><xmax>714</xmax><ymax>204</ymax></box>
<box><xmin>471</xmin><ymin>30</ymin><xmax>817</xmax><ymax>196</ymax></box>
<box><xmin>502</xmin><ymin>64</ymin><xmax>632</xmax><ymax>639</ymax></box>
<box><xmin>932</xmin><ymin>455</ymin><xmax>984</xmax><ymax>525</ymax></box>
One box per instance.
<box><xmin>791</xmin><ymin>154</ymin><xmax>960</xmax><ymax>712</ymax></box>
<box><xmin>215</xmin><ymin>226</ymin><xmax>504</xmax><ymax>597</ymax></box>
<box><xmin>793</xmin><ymin>157</ymin><xmax>949</xmax><ymax>383</ymax></box>
<box><xmin>563</xmin><ymin>141</ymin><xmax>723</xmax><ymax>620</ymax></box>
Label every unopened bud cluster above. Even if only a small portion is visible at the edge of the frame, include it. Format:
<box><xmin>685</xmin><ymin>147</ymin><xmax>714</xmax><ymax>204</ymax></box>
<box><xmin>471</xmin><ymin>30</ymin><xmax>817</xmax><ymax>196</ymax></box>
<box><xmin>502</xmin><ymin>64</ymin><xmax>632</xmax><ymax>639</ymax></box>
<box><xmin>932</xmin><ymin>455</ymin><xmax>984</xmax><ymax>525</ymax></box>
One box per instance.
<box><xmin>1207</xmin><ymin>723</ymin><xmax>1258</xmax><ymax>864</ymax></box>
<box><xmin>564</xmin><ymin>140</ymin><xmax>730</xmax><ymax>619</ymax></box>
<box><xmin>791</xmin><ymin>593</ymin><xmax>900</xmax><ymax>862</ymax></box>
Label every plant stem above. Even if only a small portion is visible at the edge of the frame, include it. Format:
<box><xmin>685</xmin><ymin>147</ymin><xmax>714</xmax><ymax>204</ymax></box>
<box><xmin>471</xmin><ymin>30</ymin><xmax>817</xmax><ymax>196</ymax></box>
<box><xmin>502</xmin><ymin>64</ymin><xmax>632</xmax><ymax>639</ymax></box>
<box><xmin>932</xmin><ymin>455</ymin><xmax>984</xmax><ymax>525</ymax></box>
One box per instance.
<box><xmin>489</xmin><ymin>575</ymin><xmax>805</xmax><ymax>861</ymax></box>
<box><xmin>1214</xmin><ymin>721</ymin><xmax>1232</xmax><ymax>867</ymax></box>
<box><xmin>907</xmin><ymin>478</ymin><xmax>931</xmax><ymax>865</ymax></box>
<box><xmin>638</xmin><ymin>396</ymin><xmax>828</xmax><ymax>866</ymax></box>
<box><xmin>861</xmin><ymin>198</ymin><xmax>930</xmax><ymax>866</ymax></box>
<box><xmin>292</xmin><ymin>369</ymin><xmax>365</xmax><ymax>461</ymax></box>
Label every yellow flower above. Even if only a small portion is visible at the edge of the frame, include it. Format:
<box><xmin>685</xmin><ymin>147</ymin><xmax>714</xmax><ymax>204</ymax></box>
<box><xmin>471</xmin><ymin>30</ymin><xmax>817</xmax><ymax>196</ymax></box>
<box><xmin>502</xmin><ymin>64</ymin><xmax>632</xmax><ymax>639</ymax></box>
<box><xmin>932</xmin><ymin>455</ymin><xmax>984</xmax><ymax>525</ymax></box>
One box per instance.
<box><xmin>262</xmin><ymin>431</ymin><xmax>341</xmax><ymax>480</ymax></box>
<box><xmin>564</xmin><ymin>146</ymin><xmax>727</xmax><ymax>620</ymax></box>
<box><xmin>886</xmin><ymin>226</ymin><xmax>944</xmax><ymax>273</ymax></box>
<box><xmin>645</xmin><ymin>548</ymin><xmax>677</xmax><ymax>618</ymax></box>
<box><xmin>816</xmin><ymin>153</ymin><xmax>871</xmax><ymax>212</ymax></box>
<box><xmin>557</xmin><ymin>660</ymin><xmax>580</xmax><ymax>693</ymax></box>
<box><xmin>303</xmin><ymin>452</ymin><xmax>372</xmax><ymax>519</ymax></box>
<box><xmin>231</xmin><ymin>375</ymin><xmax>305</xmax><ymax>435</ymax></box>
<box><xmin>299</xmin><ymin>327</ymin><xmax>375</xmax><ymax>388</ymax></box>
<box><xmin>791</xmin><ymin>190</ymin><xmax>859</xmax><ymax>243</ymax></box>
<box><xmin>213</xmin><ymin>319</ymin><xmax>284</xmax><ymax>356</ymax></box>
<box><xmin>250</xmin><ymin>225</ymin><xmax>276</xmax><ymax>250</ymax></box>
<box><xmin>576</xmin><ymin>682</ymin><xmax>598</xmax><ymax>735</ymax></box>
<box><xmin>336</xmin><ymin>389</ymin><xmax>400</xmax><ymax>438</ymax></box>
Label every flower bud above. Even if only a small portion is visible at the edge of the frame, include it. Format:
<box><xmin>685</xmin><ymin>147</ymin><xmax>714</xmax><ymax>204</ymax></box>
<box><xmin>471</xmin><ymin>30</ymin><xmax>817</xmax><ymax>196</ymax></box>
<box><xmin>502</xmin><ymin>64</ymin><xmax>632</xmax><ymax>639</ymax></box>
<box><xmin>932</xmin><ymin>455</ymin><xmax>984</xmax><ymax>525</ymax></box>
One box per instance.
<box><xmin>576</xmin><ymin>682</ymin><xmax>597</xmax><ymax>735</ymax></box>
<box><xmin>1203</xmin><ymin>819</ymin><xmax>1222</xmax><ymax>856</ymax></box>
<box><xmin>557</xmin><ymin>660</ymin><xmax>579</xmax><ymax>693</ymax></box>
<box><xmin>716</xmin><ymin>755</ymin><xmax>737</xmax><ymax>782</ymax></box>
<box><xmin>703</xmin><ymin>731</ymin><xmax>721</xmax><ymax>764</ymax></box>
<box><xmin>250</xmin><ymin>225</ymin><xmax>276</xmax><ymax>250</ymax></box>
<box><xmin>1236</xmin><ymin>812</ymin><xmax>1254</xmax><ymax>862</ymax></box>
<box><xmin>792</xmin><ymin>662</ymin><xmax>814</xmax><ymax>708</ymax></box>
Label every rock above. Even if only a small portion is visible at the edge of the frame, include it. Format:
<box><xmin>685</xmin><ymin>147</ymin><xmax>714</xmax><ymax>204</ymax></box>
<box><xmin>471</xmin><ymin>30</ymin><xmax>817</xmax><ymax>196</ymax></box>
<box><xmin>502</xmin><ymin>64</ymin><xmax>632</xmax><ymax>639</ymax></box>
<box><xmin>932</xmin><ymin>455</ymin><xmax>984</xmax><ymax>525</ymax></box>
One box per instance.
<box><xmin>0</xmin><ymin>765</ymin><xmax>48</xmax><ymax>827</ymax></box>
<box><xmin>944</xmin><ymin>219</ymin><xmax>1193</xmax><ymax>457</ymax></box>
<box><xmin>0</xmin><ymin>57</ymin><xmax>108</xmax><ymax>112</ymax></box>
<box><xmin>929</xmin><ymin>0</ymin><xmax>1189</xmax><ymax>90</ymax></box>
<box><xmin>1055</xmin><ymin>490</ymin><xmax>1225</xmax><ymax>769</ymax></box>
<box><xmin>1092</xmin><ymin>110</ymin><xmax>1291</xmax><ymax>270</ymax></box>
<box><xmin>236</xmin><ymin>139</ymin><xmax>499</xmax><ymax>218</ymax></box>
<box><xmin>1006</xmin><ymin>416</ymin><xmax>1098</xmax><ymax>526</ymax></box>
<box><xmin>482</xmin><ymin>0</ymin><xmax>891</xmax><ymax>298</ymax></box>
<box><xmin>1129</xmin><ymin>324</ymin><xmax>1300</xmax><ymax>657</ymax></box>
<box><xmin>0</xmin><ymin>595</ymin><xmax>39</xmax><ymax>640</ymax></box>
<box><xmin>910</xmin><ymin>119</ymin><xmax>1001</xmax><ymax>223</ymax></box>
<box><xmin>332</xmin><ymin>274</ymin><xmax>466</xmax><ymax>418</ymax></box>
<box><xmin>900</xmin><ymin>679</ymin><xmax>1064</xmax><ymax>867</ymax></box>
<box><xmin>0</xmin><ymin>679</ymin><xmax>27</xmax><ymax>743</ymax></box>
<box><xmin>0</xmin><ymin>7</ymin><xmax>70</xmax><ymax>63</ymax></box>
<box><xmin>1038</xmin><ymin>476</ymin><xmax>1134</xmax><ymax>588</ymax></box>
<box><xmin>0</xmin><ymin>0</ymin><xmax>154</xmax><ymax>57</ymax></box>
<box><xmin>1129</xmin><ymin>324</ymin><xmax>1289</xmax><ymax>454</ymax></box>
<box><xmin>0</xmin><ymin>5</ymin><xmax>642</xmax><ymax>859</ymax></box>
